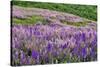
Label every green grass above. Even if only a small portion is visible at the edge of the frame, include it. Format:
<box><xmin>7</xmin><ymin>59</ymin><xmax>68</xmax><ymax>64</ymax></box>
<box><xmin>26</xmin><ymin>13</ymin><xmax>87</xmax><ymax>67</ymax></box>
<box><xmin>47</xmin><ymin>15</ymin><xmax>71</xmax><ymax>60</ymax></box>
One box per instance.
<box><xmin>11</xmin><ymin>1</ymin><xmax>97</xmax><ymax>21</ymax></box>
<box><xmin>12</xmin><ymin>15</ymin><xmax>46</xmax><ymax>25</ymax></box>
<box><xmin>62</xmin><ymin>21</ymin><xmax>90</xmax><ymax>27</ymax></box>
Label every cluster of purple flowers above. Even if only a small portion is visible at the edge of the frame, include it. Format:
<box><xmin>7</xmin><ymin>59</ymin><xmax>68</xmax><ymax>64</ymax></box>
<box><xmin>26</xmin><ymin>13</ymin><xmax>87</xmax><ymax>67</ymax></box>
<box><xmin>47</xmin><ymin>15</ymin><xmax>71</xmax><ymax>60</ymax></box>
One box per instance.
<box><xmin>12</xmin><ymin>24</ymin><xmax>97</xmax><ymax>65</ymax></box>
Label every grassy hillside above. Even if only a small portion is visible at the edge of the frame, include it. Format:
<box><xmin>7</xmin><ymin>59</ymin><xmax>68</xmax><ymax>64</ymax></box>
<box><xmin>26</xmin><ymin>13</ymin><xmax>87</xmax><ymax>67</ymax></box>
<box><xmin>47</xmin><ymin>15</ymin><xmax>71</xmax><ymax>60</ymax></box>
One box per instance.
<box><xmin>11</xmin><ymin>1</ymin><xmax>97</xmax><ymax>21</ymax></box>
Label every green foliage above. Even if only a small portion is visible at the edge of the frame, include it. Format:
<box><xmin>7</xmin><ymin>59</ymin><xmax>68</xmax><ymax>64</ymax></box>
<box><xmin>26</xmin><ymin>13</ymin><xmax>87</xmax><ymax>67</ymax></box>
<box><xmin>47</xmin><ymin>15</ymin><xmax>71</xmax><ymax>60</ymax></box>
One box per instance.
<box><xmin>11</xmin><ymin>1</ymin><xmax>97</xmax><ymax>21</ymax></box>
<box><xmin>61</xmin><ymin>20</ymin><xmax>90</xmax><ymax>27</ymax></box>
<box><xmin>12</xmin><ymin>15</ymin><xmax>45</xmax><ymax>25</ymax></box>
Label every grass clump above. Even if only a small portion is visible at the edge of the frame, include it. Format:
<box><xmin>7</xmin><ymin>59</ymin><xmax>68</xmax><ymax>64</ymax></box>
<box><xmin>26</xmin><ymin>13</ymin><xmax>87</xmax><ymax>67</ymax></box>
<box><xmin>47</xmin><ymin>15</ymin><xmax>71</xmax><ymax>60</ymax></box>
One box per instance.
<box><xmin>62</xmin><ymin>20</ymin><xmax>89</xmax><ymax>27</ymax></box>
<box><xmin>12</xmin><ymin>15</ymin><xmax>46</xmax><ymax>25</ymax></box>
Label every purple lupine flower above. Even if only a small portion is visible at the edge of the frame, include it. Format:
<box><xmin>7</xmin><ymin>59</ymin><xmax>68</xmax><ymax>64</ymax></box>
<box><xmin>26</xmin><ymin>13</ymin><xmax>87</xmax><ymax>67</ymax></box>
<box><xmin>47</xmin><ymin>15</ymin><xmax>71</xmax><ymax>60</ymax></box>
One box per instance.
<box><xmin>72</xmin><ymin>47</ymin><xmax>78</xmax><ymax>55</ymax></box>
<box><xmin>61</xmin><ymin>43</ymin><xmax>67</xmax><ymax>49</ymax></box>
<box><xmin>91</xmin><ymin>39</ymin><xmax>97</xmax><ymax>47</ymax></box>
<box><xmin>81</xmin><ymin>32</ymin><xmax>85</xmax><ymax>42</ymax></box>
<box><xmin>15</xmin><ymin>51</ymin><xmax>19</xmax><ymax>59</ymax></box>
<box><xmin>47</xmin><ymin>42</ymin><xmax>52</xmax><ymax>51</ymax></box>
<box><xmin>34</xmin><ymin>31</ymin><xmax>41</xmax><ymax>36</ymax></box>
<box><xmin>90</xmin><ymin>48</ymin><xmax>96</xmax><ymax>58</ymax></box>
<box><xmin>21</xmin><ymin>52</ymin><xmax>25</xmax><ymax>60</ymax></box>
<box><xmin>20</xmin><ymin>51</ymin><xmax>26</xmax><ymax>64</ymax></box>
<box><xmin>32</xmin><ymin>49</ymin><xmax>39</xmax><ymax>59</ymax></box>
<box><xmin>81</xmin><ymin>47</ymin><xmax>87</xmax><ymax>58</ymax></box>
<box><xmin>91</xmin><ymin>32</ymin><xmax>97</xmax><ymax>46</ymax></box>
